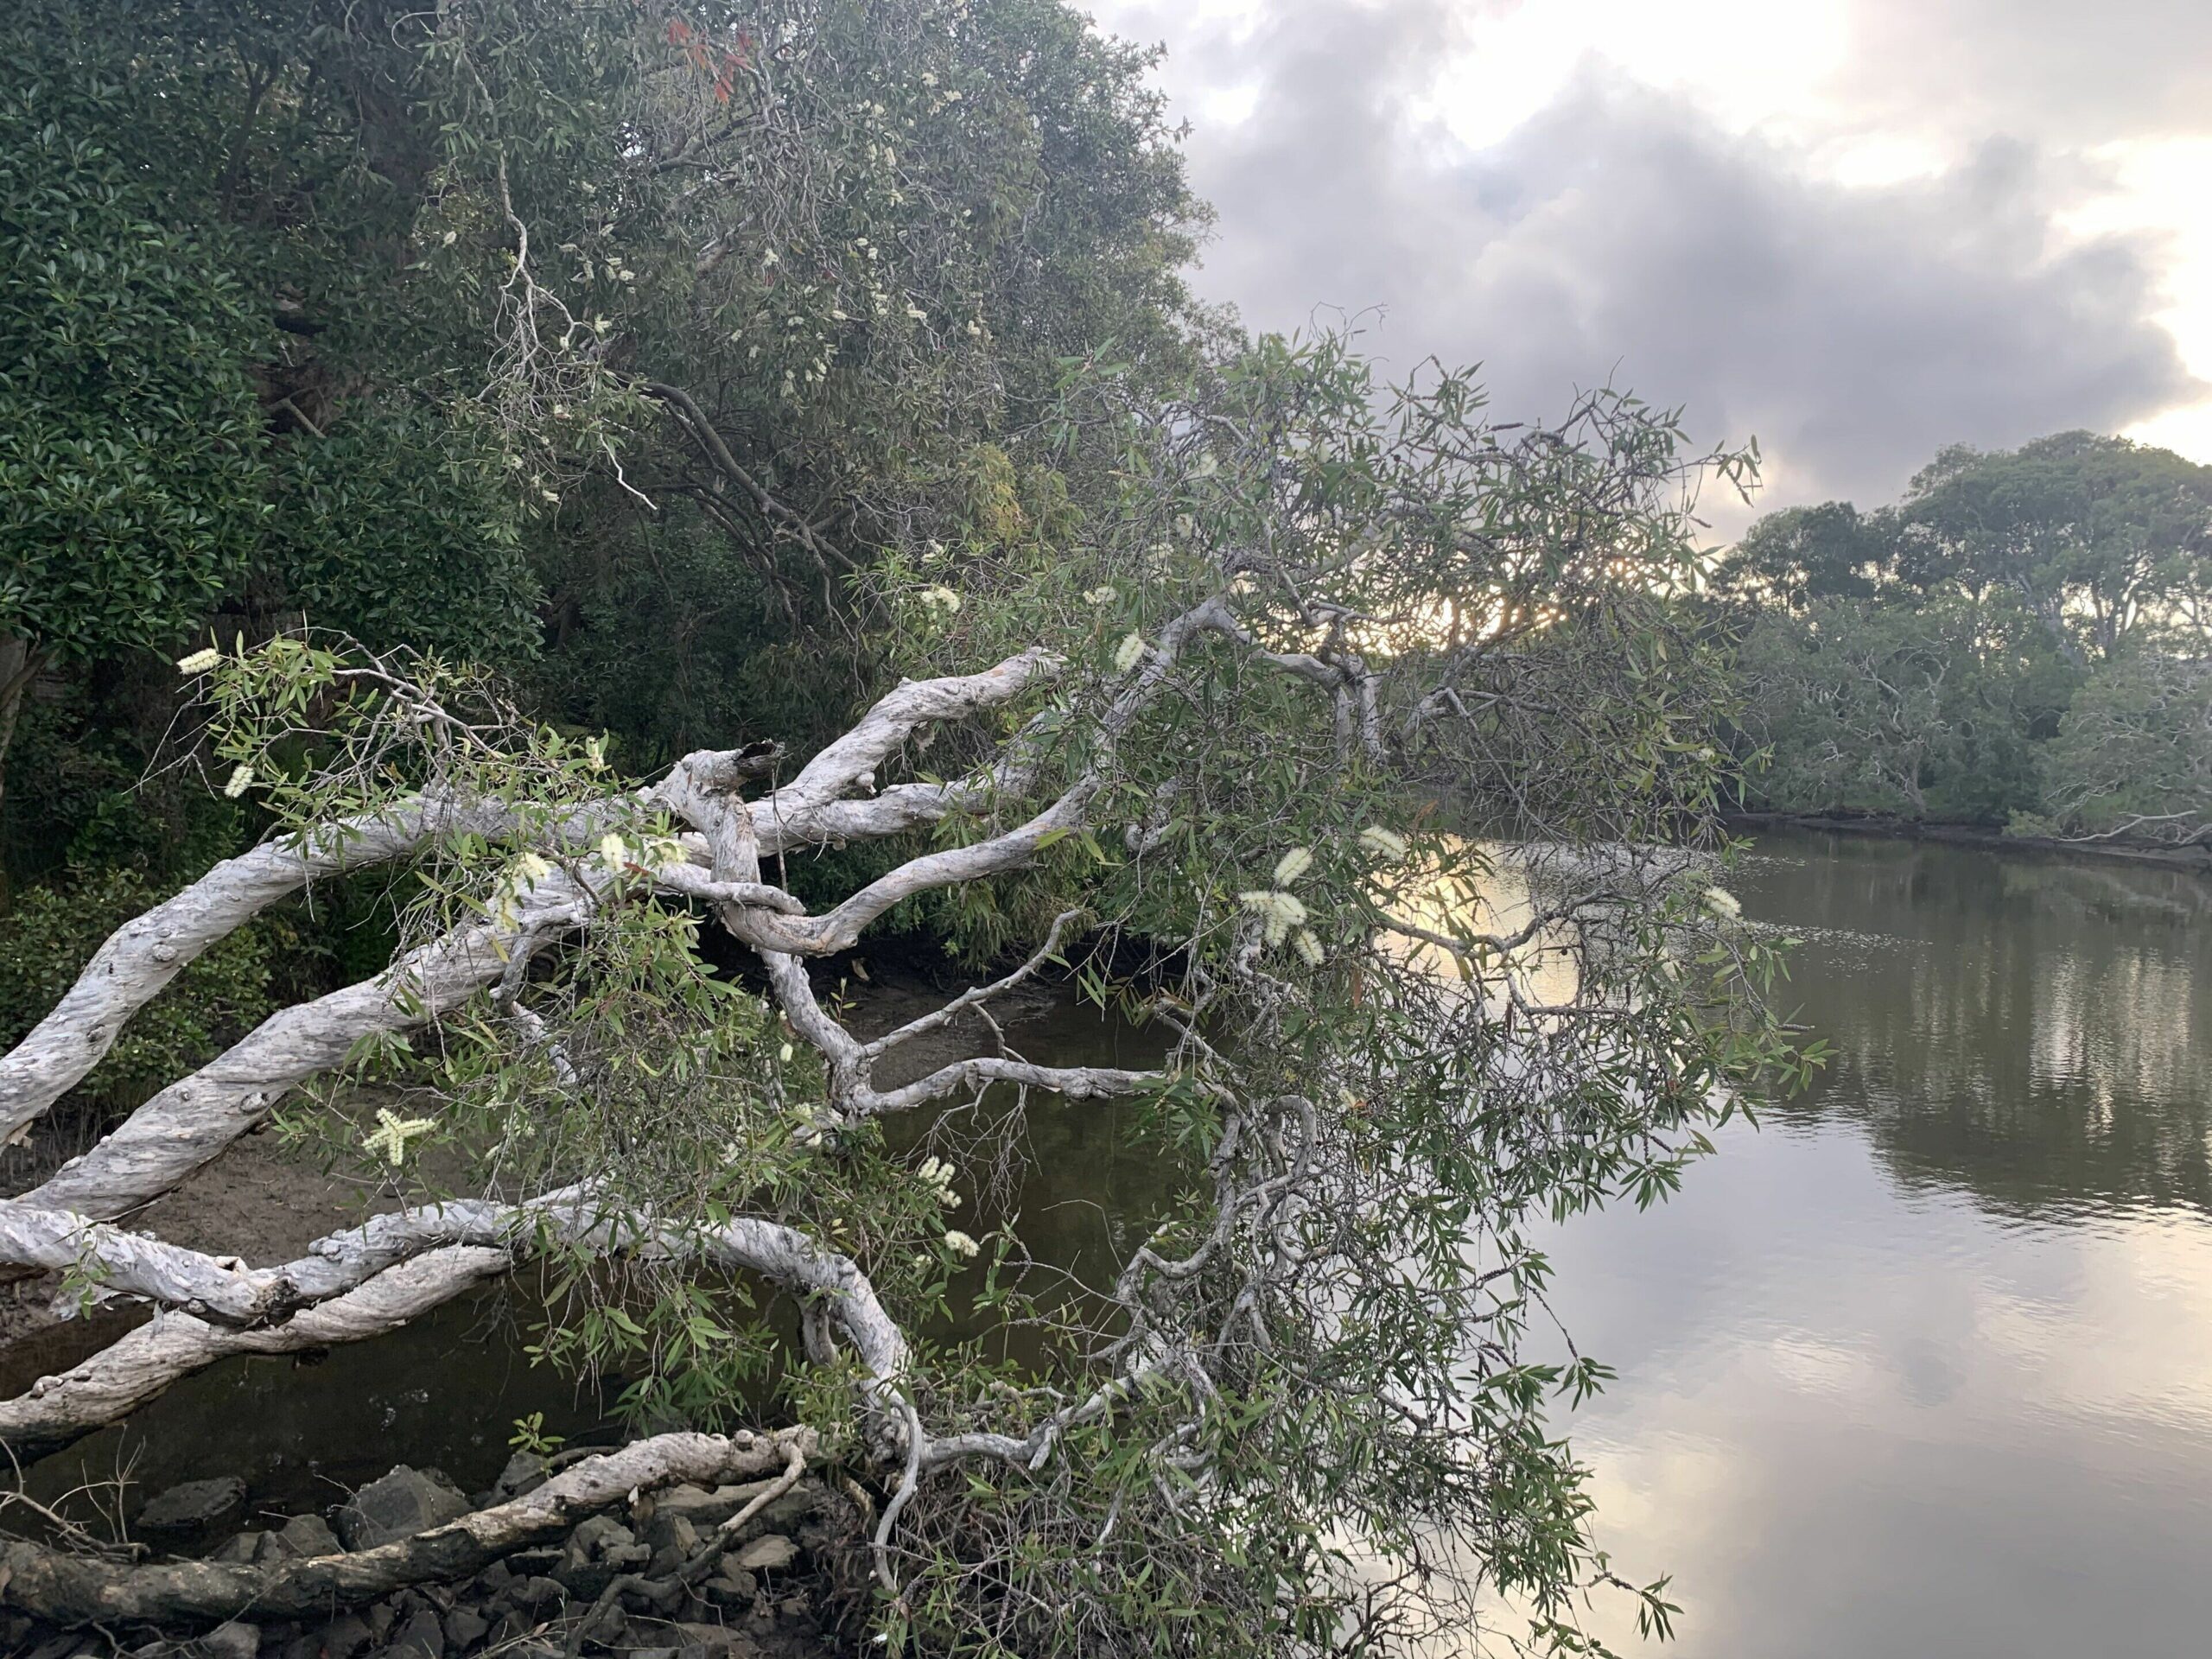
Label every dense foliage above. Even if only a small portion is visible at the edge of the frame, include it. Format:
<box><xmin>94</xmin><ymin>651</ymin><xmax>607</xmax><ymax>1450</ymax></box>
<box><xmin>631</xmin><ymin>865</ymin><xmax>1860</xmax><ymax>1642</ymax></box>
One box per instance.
<box><xmin>0</xmin><ymin>0</ymin><xmax>1205</xmax><ymax>897</ymax></box>
<box><xmin>1719</xmin><ymin>432</ymin><xmax>2212</xmax><ymax>847</ymax></box>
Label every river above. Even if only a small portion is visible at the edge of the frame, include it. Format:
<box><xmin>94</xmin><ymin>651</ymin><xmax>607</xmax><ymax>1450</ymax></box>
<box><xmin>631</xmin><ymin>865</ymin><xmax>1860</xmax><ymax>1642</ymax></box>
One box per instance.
<box><xmin>16</xmin><ymin>828</ymin><xmax>2212</xmax><ymax>1655</ymax></box>
<box><xmin>1520</xmin><ymin>828</ymin><xmax>2212</xmax><ymax>1656</ymax></box>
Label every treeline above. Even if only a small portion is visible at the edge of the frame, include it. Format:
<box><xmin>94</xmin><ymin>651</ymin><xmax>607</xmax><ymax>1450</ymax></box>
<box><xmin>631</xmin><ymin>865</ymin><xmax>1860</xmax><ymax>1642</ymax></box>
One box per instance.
<box><xmin>0</xmin><ymin>0</ymin><xmax>1205</xmax><ymax>1104</ymax></box>
<box><xmin>1715</xmin><ymin>431</ymin><xmax>2212</xmax><ymax>849</ymax></box>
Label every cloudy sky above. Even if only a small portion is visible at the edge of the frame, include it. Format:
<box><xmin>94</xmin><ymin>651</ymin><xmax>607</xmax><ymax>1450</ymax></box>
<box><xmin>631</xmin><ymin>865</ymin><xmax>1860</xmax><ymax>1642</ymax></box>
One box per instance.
<box><xmin>1084</xmin><ymin>0</ymin><xmax>2212</xmax><ymax>533</ymax></box>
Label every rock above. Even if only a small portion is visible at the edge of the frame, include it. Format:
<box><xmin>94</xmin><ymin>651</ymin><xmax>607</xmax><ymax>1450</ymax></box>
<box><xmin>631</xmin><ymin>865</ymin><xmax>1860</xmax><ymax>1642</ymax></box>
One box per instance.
<box><xmin>194</xmin><ymin>1622</ymin><xmax>260</xmax><ymax>1659</ymax></box>
<box><xmin>206</xmin><ymin>1531</ymin><xmax>265</xmax><ymax>1564</ymax></box>
<box><xmin>573</xmin><ymin>1513</ymin><xmax>637</xmax><ymax>1554</ymax></box>
<box><xmin>648</xmin><ymin>1480</ymin><xmax>779</xmax><ymax>1531</ymax></box>
<box><xmin>663</xmin><ymin>1624</ymin><xmax>752</xmax><ymax>1658</ymax></box>
<box><xmin>275</xmin><ymin>1511</ymin><xmax>343</xmax><ymax>1559</ymax></box>
<box><xmin>508</xmin><ymin>1575</ymin><xmax>567</xmax><ymax>1614</ymax></box>
<box><xmin>492</xmin><ymin>1450</ymin><xmax>549</xmax><ymax>1499</ymax></box>
<box><xmin>473</xmin><ymin>1560</ymin><xmax>514</xmax><ymax>1596</ymax></box>
<box><xmin>322</xmin><ymin>1611</ymin><xmax>375</xmax><ymax>1659</ymax></box>
<box><xmin>384</xmin><ymin>1606</ymin><xmax>445</xmax><ymax>1659</ymax></box>
<box><xmin>555</xmin><ymin>1513</ymin><xmax>650</xmax><ymax>1599</ymax></box>
<box><xmin>640</xmin><ymin>1510</ymin><xmax>700</xmax><ymax>1563</ymax></box>
<box><xmin>336</xmin><ymin>1466</ymin><xmax>472</xmax><ymax>1551</ymax></box>
<box><xmin>697</xmin><ymin>1570</ymin><xmax>756</xmax><ymax>1611</ymax></box>
<box><xmin>442</xmin><ymin>1606</ymin><xmax>489</xmax><ymax>1651</ymax></box>
<box><xmin>137</xmin><ymin>1476</ymin><xmax>247</xmax><ymax>1535</ymax></box>
<box><xmin>367</xmin><ymin>1602</ymin><xmax>397</xmax><ymax>1643</ymax></box>
<box><xmin>728</xmin><ymin>1534</ymin><xmax>798</xmax><ymax>1573</ymax></box>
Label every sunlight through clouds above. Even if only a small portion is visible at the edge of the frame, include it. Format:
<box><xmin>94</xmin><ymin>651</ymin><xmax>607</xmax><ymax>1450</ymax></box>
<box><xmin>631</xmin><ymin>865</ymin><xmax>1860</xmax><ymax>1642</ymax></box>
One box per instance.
<box><xmin>1088</xmin><ymin>0</ymin><xmax>2212</xmax><ymax>526</ymax></box>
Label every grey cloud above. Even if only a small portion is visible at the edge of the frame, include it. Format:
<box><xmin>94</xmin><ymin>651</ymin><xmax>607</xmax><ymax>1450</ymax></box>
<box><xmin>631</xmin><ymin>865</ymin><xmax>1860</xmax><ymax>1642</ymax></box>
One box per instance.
<box><xmin>1840</xmin><ymin>0</ymin><xmax>2212</xmax><ymax>145</ymax></box>
<box><xmin>1122</xmin><ymin>3</ymin><xmax>2202</xmax><ymax>522</ymax></box>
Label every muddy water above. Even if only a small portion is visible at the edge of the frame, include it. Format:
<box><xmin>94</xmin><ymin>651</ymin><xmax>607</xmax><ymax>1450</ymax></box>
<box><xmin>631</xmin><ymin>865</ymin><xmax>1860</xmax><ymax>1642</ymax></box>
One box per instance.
<box><xmin>17</xmin><ymin>830</ymin><xmax>2212</xmax><ymax>1657</ymax></box>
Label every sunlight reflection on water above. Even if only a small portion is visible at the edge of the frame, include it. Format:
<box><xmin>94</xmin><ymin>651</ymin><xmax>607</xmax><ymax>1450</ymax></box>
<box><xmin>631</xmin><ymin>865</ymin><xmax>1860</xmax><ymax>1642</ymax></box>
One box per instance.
<box><xmin>1453</xmin><ymin>830</ymin><xmax>2212</xmax><ymax>1656</ymax></box>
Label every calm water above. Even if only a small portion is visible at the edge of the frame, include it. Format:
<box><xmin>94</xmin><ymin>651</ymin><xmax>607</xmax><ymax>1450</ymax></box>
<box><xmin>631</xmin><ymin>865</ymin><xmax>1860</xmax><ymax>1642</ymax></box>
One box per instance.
<box><xmin>20</xmin><ymin>830</ymin><xmax>2212</xmax><ymax>1656</ymax></box>
<box><xmin>1529</xmin><ymin>830</ymin><xmax>2212</xmax><ymax>1657</ymax></box>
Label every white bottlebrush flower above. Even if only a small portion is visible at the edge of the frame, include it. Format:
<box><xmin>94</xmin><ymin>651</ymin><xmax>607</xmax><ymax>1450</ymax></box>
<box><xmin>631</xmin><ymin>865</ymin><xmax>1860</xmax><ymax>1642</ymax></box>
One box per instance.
<box><xmin>1273</xmin><ymin>847</ymin><xmax>1314</xmax><ymax>886</ymax></box>
<box><xmin>1238</xmin><ymin>888</ymin><xmax>1309</xmax><ymax>947</ymax></box>
<box><xmin>512</xmin><ymin>851</ymin><xmax>554</xmax><ymax>887</ymax></box>
<box><xmin>222</xmin><ymin>765</ymin><xmax>255</xmax><ymax>799</ymax></box>
<box><xmin>176</xmin><ymin>647</ymin><xmax>221</xmax><ymax>675</ymax></box>
<box><xmin>583</xmin><ymin>736</ymin><xmax>607</xmax><ymax>770</ymax></box>
<box><xmin>1358</xmin><ymin>826</ymin><xmax>1410</xmax><ymax>862</ymax></box>
<box><xmin>1190</xmin><ymin>451</ymin><xmax>1218</xmax><ymax>479</ymax></box>
<box><xmin>905</xmin><ymin>304</ymin><xmax>927</xmax><ymax>321</ymax></box>
<box><xmin>441</xmin><ymin>229</ymin><xmax>458</xmax><ymax>245</ymax></box>
<box><xmin>362</xmin><ymin>1107</ymin><xmax>436</xmax><ymax>1167</ymax></box>
<box><xmin>639</xmin><ymin>835</ymin><xmax>688</xmax><ymax>874</ymax></box>
<box><xmin>918</xmin><ymin>585</ymin><xmax>962</xmax><ymax>613</ymax></box>
<box><xmin>917</xmin><ymin>1156</ymin><xmax>962</xmax><ymax>1208</ymax></box>
<box><xmin>1082</xmin><ymin>585</ymin><xmax>1118</xmax><ymax>606</ymax></box>
<box><xmin>1292</xmin><ymin>927</ymin><xmax>1325</xmax><ymax>967</ymax></box>
<box><xmin>1702</xmin><ymin>886</ymin><xmax>1743</xmax><ymax>921</ymax></box>
<box><xmin>943</xmin><ymin>1230</ymin><xmax>981</xmax><ymax>1259</ymax></box>
<box><xmin>597</xmin><ymin>833</ymin><xmax>628</xmax><ymax>871</ymax></box>
<box><xmin>1113</xmin><ymin>632</ymin><xmax>1147</xmax><ymax>673</ymax></box>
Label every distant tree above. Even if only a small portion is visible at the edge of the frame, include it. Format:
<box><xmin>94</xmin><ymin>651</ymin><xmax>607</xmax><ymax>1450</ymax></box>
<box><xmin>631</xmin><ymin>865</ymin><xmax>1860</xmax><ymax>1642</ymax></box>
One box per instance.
<box><xmin>1725</xmin><ymin>431</ymin><xmax>2209</xmax><ymax>834</ymax></box>
<box><xmin>1710</xmin><ymin>500</ymin><xmax>1889</xmax><ymax>608</ymax></box>
<box><xmin>2032</xmin><ymin>651</ymin><xmax>2212</xmax><ymax>847</ymax></box>
<box><xmin>1897</xmin><ymin>431</ymin><xmax>2212</xmax><ymax>665</ymax></box>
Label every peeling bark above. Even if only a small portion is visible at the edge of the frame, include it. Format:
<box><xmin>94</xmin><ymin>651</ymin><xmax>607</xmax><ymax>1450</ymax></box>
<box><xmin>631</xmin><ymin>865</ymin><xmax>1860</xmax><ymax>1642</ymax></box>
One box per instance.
<box><xmin>0</xmin><ymin>1248</ymin><xmax>515</xmax><ymax>1459</ymax></box>
<box><xmin>0</xmin><ymin>1189</ymin><xmax>906</xmax><ymax>1456</ymax></box>
<box><xmin>0</xmin><ymin>798</ymin><xmax>516</xmax><ymax>1140</ymax></box>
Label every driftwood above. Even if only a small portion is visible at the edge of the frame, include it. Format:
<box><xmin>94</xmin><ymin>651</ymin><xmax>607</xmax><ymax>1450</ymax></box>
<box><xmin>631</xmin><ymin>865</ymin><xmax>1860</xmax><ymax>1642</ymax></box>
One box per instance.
<box><xmin>0</xmin><ymin>1428</ymin><xmax>811</xmax><ymax>1626</ymax></box>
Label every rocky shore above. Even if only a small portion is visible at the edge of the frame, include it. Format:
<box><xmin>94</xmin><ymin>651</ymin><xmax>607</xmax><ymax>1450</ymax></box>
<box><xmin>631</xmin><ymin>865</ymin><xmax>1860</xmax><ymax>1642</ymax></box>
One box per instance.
<box><xmin>2</xmin><ymin>1453</ymin><xmax>859</xmax><ymax>1658</ymax></box>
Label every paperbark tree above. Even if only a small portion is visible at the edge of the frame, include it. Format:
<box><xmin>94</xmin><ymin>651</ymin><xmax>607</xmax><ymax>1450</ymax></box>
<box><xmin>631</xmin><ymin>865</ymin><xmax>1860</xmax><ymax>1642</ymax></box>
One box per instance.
<box><xmin>0</xmin><ymin>343</ymin><xmax>1806</xmax><ymax>1657</ymax></box>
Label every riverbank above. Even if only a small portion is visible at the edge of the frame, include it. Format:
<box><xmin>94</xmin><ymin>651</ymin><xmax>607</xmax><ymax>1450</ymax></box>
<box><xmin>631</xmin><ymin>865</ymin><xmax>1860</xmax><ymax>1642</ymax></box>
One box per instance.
<box><xmin>1</xmin><ymin>1451</ymin><xmax>863</xmax><ymax>1657</ymax></box>
<box><xmin>1724</xmin><ymin>809</ymin><xmax>2212</xmax><ymax>872</ymax></box>
<box><xmin>0</xmin><ymin>947</ymin><xmax>1050</xmax><ymax>1656</ymax></box>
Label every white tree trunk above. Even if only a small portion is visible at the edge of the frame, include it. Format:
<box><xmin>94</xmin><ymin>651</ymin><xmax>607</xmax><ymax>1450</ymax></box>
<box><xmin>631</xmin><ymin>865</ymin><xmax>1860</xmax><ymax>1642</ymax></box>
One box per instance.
<box><xmin>0</xmin><ymin>1427</ymin><xmax>813</xmax><ymax>1624</ymax></box>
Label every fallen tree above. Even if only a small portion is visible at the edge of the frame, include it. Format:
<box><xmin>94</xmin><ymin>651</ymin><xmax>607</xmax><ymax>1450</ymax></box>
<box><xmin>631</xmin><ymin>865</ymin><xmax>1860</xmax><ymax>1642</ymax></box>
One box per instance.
<box><xmin>0</xmin><ymin>335</ymin><xmax>1806</xmax><ymax>1657</ymax></box>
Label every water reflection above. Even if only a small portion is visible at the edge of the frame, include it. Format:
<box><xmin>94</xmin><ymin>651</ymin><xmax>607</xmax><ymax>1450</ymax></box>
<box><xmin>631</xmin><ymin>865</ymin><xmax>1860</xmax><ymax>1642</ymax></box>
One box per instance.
<box><xmin>1736</xmin><ymin>832</ymin><xmax>2212</xmax><ymax>1217</ymax></box>
<box><xmin>1523</xmin><ymin>830</ymin><xmax>2212</xmax><ymax>1656</ymax></box>
<box><xmin>17</xmin><ymin>830</ymin><xmax>2212</xmax><ymax>1657</ymax></box>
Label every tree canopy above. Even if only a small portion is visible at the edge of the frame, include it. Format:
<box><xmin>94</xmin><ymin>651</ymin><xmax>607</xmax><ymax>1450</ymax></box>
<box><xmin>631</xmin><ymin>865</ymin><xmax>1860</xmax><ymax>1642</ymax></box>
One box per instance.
<box><xmin>1721</xmin><ymin>432</ymin><xmax>2212</xmax><ymax>847</ymax></box>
